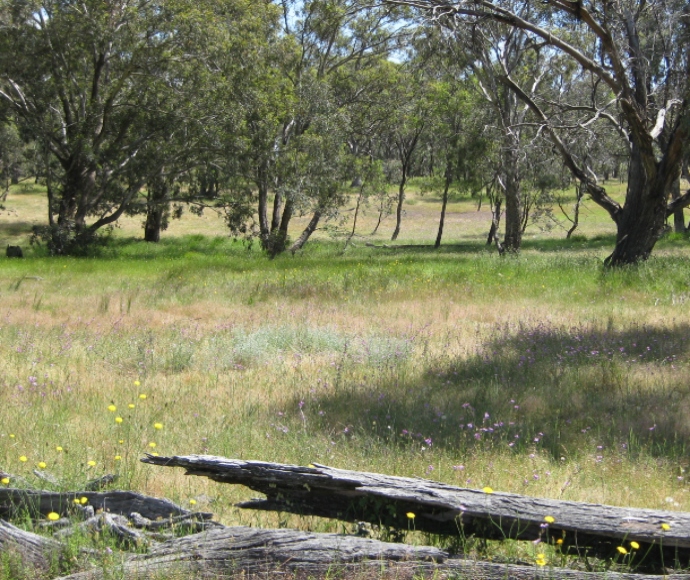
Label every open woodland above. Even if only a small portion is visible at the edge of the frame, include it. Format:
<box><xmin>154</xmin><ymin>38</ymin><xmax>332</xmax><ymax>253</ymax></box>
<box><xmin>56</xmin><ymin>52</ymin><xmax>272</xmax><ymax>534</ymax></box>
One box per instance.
<box><xmin>0</xmin><ymin>0</ymin><xmax>690</xmax><ymax>577</ymax></box>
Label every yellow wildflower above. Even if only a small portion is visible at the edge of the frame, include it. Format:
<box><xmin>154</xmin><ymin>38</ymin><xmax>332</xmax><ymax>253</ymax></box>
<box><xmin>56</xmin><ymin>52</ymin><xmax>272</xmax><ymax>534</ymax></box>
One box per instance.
<box><xmin>19</xmin><ymin>455</ymin><xmax>27</xmax><ymax>462</ymax></box>
<box><xmin>56</xmin><ymin>446</ymin><xmax>63</xmax><ymax>452</ymax></box>
<box><xmin>544</xmin><ymin>516</ymin><xmax>555</xmax><ymax>524</ymax></box>
<box><xmin>556</xmin><ymin>538</ymin><xmax>564</xmax><ymax>546</ymax></box>
<box><xmin>139</xmin><ymin>394</ymin><xmax>147</xmax><ymax>400</ymax></box>
<box><xmin>118</xmin><ymin>439</ymin><xmax>124</xmax><ymax>444</ymax></box>
<box><xmin>153</xmin><ymin>423</ymin><xmax>163</xmax><ymax>430</ymax></box>
<box><xmin>134</xmin><ymin>380</ymin><xmax>141</xmax><ymax>387</ymax></box>
<box><xmin>661</xmin><ymin>523</ymin><xmax>671</xmax><ymax>531</ymax></box>
<box><xmin>1</xmin><ymin>477</ymin><xmax>9</xmax><ymax>485</ymax></box>
<box><xmin>47</xmin><ymin>512</ymin><xmax>60</xmax><ymax>521</ymax></box>
<box><xmin>630</xmin><ymin>541</ymin><xmax>640</xmax><ymax>550</ymax></box>
<box><xmin>114</xmin><ymin>455</ymin><xmax>122</xmax><ymax>461</ymax></box>
<box><xmin>617</xmin><ymin>546</ymin><xmax>627</xmax><ymax>555</ymax></box>
<box><xmin>9</xmin><ymin>434</ymin><xmax>15</xmax><ymax>439</ymax></box>
<box><xmin>150</xmin><ymin>452</ymin><xmax>159</xmax><ymax>456</ymax></box>
<box><xmin>80</xmin><ymin>497</ymin><xmax>88</xmax><ymax>504</ymax></box>
<box><xmin>406</xmin><ymin>512</ymin><xmax>415</xmax><ymax>519</ymax></box>
<box><xmin>483</xmin><ymin>486</ymin><xmax>494</xmax><ymax>494</ymax></box>
<box><xmin>190</xmin><ymin>499</ymin><xmax>197</xmax><ymax>506</ymax></box>
<box><xmin>535</xmin><ymin>554</ymin><xmax>547</xmax><ymax>566</ymax></box>
<box><xmin>115</xmin><ymin>416</ymin><xmax>123</xmax><ymax>424</ymax></box>
<box><xmin>108</xmin><ymin>405</ymin><xmax>116</xmax><ymax>412</ymax></box>
<box><xmin>148</xmin><ymin>442</ymin><xmax>156</xmax><ymax>448</ymax></box>
<box><xmin>128</xmin><ymin>404</ymin><xmax>135</xmax><ymax>409</ymax></box>
<box><xmin>87</xmin><ymin>460</ymin><xmax>96</xmax><ymax>467</ymax></box>
<box><xmin>37</xmin><ymin>461</ymin><xmax>47</xmax><ymax>469</ymax></box>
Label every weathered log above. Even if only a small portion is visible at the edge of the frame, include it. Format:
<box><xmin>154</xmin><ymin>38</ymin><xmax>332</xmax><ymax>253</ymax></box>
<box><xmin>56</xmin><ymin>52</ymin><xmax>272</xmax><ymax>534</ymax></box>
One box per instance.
<box><xmin>54</xmin><ymin>526</ymin><xmax>690</xmax><ymax>580</ymax></box>
<box><xmin>84</xmin><ymin>474</ymin><xmax>119</xmax><ymax>491</ymax></box>
<box><xmin>141</xmin><ymin>455</ymin><xmax>690</xmax><ymax>568</ymax></box>
<box><xmin>33</xmin><ymin>469</ymin><xmax>60</xmax><ymax>486</ymax></box>
<box><xmin>0</xmin><ymin>488</ymin><xmax>211</xmax><ymax>522</ymax></box>
<box><xmin>53</xmin><ymin>512</ymin><xmax>150</xmax><ymax>548</ymax></box>
<box><xmin>0</xmin><ymin>519</ymin><xmax>63</xmax><ymax>570</ymax></box>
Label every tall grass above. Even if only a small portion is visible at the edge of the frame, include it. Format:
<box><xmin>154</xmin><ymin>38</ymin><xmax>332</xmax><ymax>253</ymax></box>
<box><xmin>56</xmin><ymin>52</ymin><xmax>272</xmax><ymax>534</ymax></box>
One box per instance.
<box><xmin>2</xmin><ymin>232</ymin><xmax>690</xmax><ymax>577</ymax></box>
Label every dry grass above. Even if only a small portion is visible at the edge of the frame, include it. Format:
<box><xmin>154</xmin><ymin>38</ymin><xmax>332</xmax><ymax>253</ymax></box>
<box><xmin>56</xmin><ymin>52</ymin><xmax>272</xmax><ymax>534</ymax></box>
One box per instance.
<box><xmin>2</xmin><ymin>182</ymin><xmax>690</xmax><ymax>578</ymax></box>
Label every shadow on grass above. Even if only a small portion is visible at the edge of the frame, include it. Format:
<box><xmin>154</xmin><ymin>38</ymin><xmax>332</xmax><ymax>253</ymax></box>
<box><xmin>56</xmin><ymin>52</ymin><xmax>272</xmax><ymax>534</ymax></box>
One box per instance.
<box><xmin>35</xmin><ymin>221</ymin><xmax>621</xmax><ymax>260</ymax></box>
<box><xmin>0</xmin><ymin>221</ymin><xmax>35</xmax><ymax>239</ymax></box>
<box><xmin>281</xmin><ymin>321</ymin><xmax>690</xmax><ymax>461</ymax></box>
<box><xmin>382</xmin><ymin>235</ymin><xmax>616</xmax><ymax>255</ymax></box>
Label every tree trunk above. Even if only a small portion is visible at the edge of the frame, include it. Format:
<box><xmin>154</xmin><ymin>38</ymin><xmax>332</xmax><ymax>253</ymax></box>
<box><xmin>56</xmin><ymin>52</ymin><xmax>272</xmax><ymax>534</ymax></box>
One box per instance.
<box><xmin>271</xmin><ymin>190</ymin><xmax>283</xmax><ymax>233</ymax></box>
<box><xmin>344</xmin><ymin>189</ymin><xmax>364</xmax><ymax>250</ymax></box>
<box><xmin>434</xmin><ymin>168</ymin><xmax>452</xmax><ymax>248</ymax></box>
<box><xmin>371</xmin><ymin>202</ymin><xmax>386</xmax><ymax>235</ymax></box>
<box><xmin>566</xmin><ymin>184</ymin><xmax>583</xmax><ymax>239</ymax></box>
<box><xmin>605</xmin><ymin>146</ymin><xmax>669</xmax><ymax>266</ymax></box>
<box><xmin>289</xmin><ymin>208</ymin><xmax>322</xmax><ymax>253</ymax></box>
<box><xmin>264</xmin><ymin>197</ymin><xmax>293</xmax><ymax>257</ymax></box>
<box><xmin>672</xmin><ymin>175</ymin><xmax>685</xmax><ymax>233</ymax></box>
<box><xmin>257</xmin><ymin>163</ymin><xmax>270</xmax><ymax>243</ymax></box>
<box><xmin>144</xmin><ymin>179</ymin><xmax>168</xmax><ymax>243</ymax></box>
<box><xmin>391</xmin><ymin>170</ymin><xmax>407</xmax><ymax>241</ymax></box>
<box><xmin>487</xmin><ymin>198</ymin><xmax>502</xmax><ymax>246</ymax></box>
<box><xmin>502</xmin><ymin>143</ymin><xmax>522</xmax><ymax>253</ymax></box>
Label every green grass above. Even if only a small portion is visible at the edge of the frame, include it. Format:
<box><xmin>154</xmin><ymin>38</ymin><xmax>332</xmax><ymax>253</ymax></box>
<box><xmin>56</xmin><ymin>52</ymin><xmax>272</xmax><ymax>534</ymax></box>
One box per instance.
<box><xmin>2</xmin><ymin>185</ymin><xmax>690</xmax><ymax>577</ymax></box>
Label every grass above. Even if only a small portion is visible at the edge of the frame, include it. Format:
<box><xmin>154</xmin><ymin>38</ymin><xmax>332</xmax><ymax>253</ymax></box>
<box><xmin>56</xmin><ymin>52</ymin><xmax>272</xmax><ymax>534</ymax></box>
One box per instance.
<box><xmin>1</xmin><ymin>182</ymin><xmax>690</xmax><ymax>577</ymax></box>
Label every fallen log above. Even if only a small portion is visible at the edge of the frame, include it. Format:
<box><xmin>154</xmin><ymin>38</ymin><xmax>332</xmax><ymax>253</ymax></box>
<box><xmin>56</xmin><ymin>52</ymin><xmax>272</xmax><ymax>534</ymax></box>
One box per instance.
<box><xmin>141</xmin><ymin>455</ymin><xmax>690</xmax><ymax>569</ymax></box>
<box><xmin>0</xmin><ymin>488</ymin><xmax>211</xmax><ymax>522</ymax></box>
<box><xmin>0</xmin><ymin>519</ymin><xmax>64</xmax><ymax>571</ymax></box>
<box><xmin>54</xmin><ymin>526</ymin><xmax>690</xmax><ymax>580</ymax></box>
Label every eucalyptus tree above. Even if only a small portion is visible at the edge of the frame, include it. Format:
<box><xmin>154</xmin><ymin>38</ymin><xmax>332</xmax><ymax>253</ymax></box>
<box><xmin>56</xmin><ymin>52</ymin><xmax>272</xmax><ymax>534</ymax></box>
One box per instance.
<box><xmin>374</xmin><ymin>64</ymin><xmax>429</xmax><ymax>241</ymax></box>
<box><xmin>385</xmin><ymin>0</ymin><xmax>690</xmax><ymax>265</ymax></box>
<box><xmin>425</xmin><ymin>79</ymin><xmax>493</xmax><ymax>247</ymax></box>
<box><xmin>239</xmin><ymin>0</ymin><xmax>406</xmax><ymax>255</ymax></box>
<box><xmin>0</xmin><ymin>0</ymin><xmax>270</xmax><ymax>253</ymax></box>
<box><xmin>463</xmin><ymin>11</ymin><xmax>549</xmax><ymax>253</ymax></box>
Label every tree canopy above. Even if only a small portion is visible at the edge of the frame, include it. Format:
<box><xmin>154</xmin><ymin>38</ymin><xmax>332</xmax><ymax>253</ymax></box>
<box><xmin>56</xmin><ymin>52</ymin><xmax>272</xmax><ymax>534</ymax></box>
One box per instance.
<box><xmin>0</xmin><ymin>0</ymin><xmax>688</xmax><ymax>263</ymax></box>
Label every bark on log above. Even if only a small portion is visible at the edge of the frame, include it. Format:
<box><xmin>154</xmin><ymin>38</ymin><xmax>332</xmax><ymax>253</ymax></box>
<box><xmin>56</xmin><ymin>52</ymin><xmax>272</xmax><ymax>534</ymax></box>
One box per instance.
<box><xmin>0</xmin><ymin>488</ymin><xmax>210</xmax><ymax>522</ymax></box>
<box><xmin>0</xmin><ymin>519</ymin><xmax>63</xmax><ymax>570</ymax></box>
<box><xmin>54</xmin><ymin>526</ymin><xmax>690</xmax><ymax>580</ymax></box>
<box><xmin>141</xmin><ymin>455</ymin><xmax>690</xmax><ymax>567</ymax></box>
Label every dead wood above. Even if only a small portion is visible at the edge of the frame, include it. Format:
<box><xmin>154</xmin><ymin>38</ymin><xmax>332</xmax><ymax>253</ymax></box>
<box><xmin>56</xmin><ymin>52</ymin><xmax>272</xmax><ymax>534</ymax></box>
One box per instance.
<box><xmin>52</xmin><ymin>512</ymin><xmax>150</xmax><ymax>548</ymax></box>
<box><xmin>0</xmin><ymin>487</ymin><xmax>211</xmax><ymax>522</ymax></box>
<box><xmin>54</xmin><ymin>526</ymin><xmax>690</xmax><ymax>580</ymax></box>
<box><xmin>33</xmin><ymin>470</ymin><xmax>60</xmax><ymax>486</ymax></box>
<box><xmin>141</xmin><ymin>454</ymin><xmax>690</xmax><ymax>568</ymax></box>
<box><xmin>84</xmin><ymin>474</ymin><xmax>119</xmax><ymax>491</ymax></box>
<box><xmin>0</xmin><ymin>519</ymin><xmax>64</xmax><ymax>570</ymax></box>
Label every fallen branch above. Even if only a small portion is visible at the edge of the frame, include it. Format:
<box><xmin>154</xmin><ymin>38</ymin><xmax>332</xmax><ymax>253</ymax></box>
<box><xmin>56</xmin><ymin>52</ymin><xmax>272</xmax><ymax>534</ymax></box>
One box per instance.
<box><xmin>0</xmin><ymin>488</ymin><xmax>209</xmax><ymax>522</ymax></box>
<box><xmin>141</xmin><ymin>454</ymin><xmax>690</xmax><ymax>568</ymax></box>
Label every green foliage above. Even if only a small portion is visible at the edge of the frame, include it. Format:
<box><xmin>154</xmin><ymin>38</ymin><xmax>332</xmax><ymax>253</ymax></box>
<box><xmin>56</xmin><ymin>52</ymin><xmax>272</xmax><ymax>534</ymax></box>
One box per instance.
<box><xmin>0</xmin><ymin>0</ymin><xmax>280</xmax><ymax>251</ymax></box>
